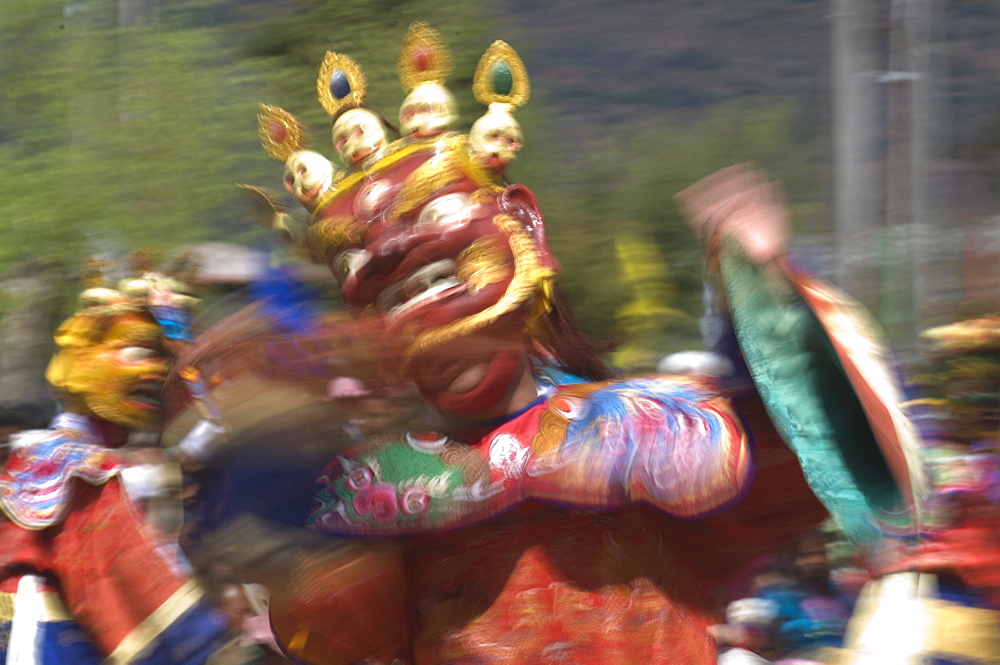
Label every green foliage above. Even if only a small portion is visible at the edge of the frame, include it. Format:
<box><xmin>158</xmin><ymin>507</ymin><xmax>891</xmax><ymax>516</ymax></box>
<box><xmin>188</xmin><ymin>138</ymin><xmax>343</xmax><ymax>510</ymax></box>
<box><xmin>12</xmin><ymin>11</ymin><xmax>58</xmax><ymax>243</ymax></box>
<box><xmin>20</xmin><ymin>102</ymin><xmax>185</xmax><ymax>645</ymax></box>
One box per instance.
<box><xmin>0</xmin><ymin>0</ymin><xmax>274</xmax><ymax>282</ymax></box>
<box><xmin>2</xmin><ymin>0</ymin><xmax>827</xmax><ymax>361</ymax></box>
<box><xmin>0</xmin><ymin>0</ymin><xmax>496</xmax><ymax>294</ymax></box>
<box><xmin>238</xmin><ymin>0</ymin><xmax>495</xmax><ymax>162</ymax></box>
<box><xmin>524</xmin><ymin>98</ymin><xmax>825</xmax><ymax>350</ymax></box>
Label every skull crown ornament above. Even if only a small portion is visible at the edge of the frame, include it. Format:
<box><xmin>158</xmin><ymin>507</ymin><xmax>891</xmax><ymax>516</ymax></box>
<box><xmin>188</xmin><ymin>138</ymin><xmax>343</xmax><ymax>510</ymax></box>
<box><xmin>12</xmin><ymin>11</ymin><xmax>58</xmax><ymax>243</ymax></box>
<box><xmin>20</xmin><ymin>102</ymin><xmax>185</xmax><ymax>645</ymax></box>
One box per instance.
<box><xmin>247</xmin><ymin>23</ymin><xmax>548</xmax><ymax>419</ymax></box>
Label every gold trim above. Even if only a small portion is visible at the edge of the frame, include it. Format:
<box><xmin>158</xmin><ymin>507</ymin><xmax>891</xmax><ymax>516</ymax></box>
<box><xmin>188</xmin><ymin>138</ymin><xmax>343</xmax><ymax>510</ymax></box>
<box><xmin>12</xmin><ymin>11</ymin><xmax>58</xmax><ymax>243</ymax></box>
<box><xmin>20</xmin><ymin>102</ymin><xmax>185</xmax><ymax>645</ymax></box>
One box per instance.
<box><xmin>0</xmin><ymin>591</ymin><xmax>13</xmax><ymax>622</ymax></box>
<box><xmin>257</xmin><ymin>104</ymin><xmax>305</xmax><ymax>163</ymax></box>
<box><xmin>473</xmin><ymin>40</ymin><xmax>529</xmax><ymax>108</ymax></box>
<box><xmin>392</xmin><ymin>149</ymin><xmax>463</xmax><ymax>217</ymax></box>
<box><xmin>398</xmin><ymin>22</ymin><xmax>452</xmax><ymax>91</ymax></box>
<box><xmin>307</xmin><ymin>215</ymin><xmax>364</xmax><ymax>258</ymax></box>
<box><xmin>39</xmin><ymin>590</ymin><xmax>72</xmax><ymax>622</ymax></box>
<box><xmin>105</xmin><ymin>579</ymin><xmax>204</xmax><ymax>665</ymax></box>
<box><xmin>401</xmin><ymin>213</ymin><xmax>555</xmax><ymax>370</ymax></box>
<box><xmin>471</xmin><ymin>187</ymin><xmax>498</xmax><ymax>205</ymax></box>
<box><xmin>925</xmin><ymin>600</ymin><xmax>1000</xmax><ymax>659</ymax></box>
<box><xmin>456</xmin><ymin>238</ymin><xmax>512</xmax><ymax>295</ymax></box>
<box><xmin>310</xmin><ymin>135</ymin><xmax>502</xmax><ymax>216</ymax></box>
<box><xmin>311</xmin><ymin>141</ymin><xmax>434</xmax><ymax>215</ymax></box>
<box><xmin>391</xmin><ymin>135</ymin><xmax>503</xmax><ymax>218</ymax></box>
<box><xmin>317</xmin><ymin>52</ymin><xmax>368</xmax><ymax>118</ymax></box>
<box><xmin>308</xmin><ymin>136</ymin><xmax>504</xmax><ymax>251</ymax></box>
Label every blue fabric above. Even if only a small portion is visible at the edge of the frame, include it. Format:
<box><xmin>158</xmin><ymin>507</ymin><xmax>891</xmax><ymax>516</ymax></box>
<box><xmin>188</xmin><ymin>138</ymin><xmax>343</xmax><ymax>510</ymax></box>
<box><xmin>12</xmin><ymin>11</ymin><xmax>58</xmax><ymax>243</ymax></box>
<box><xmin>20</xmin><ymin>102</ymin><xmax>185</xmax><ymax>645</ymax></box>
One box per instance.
<box><xmin>0</xmin><ymin>618</ymin><xmax>103</xmax><ymax>664</ymax></box>
<box><xmin>148</xmin><ymin>306</ymin><xmax>194</xmax><ymax>342</ymax></box>
<box><xmin>532</xmin><ymin>363</ymin><xmax>587</xmax><ymax>388</ymax></box>
<box><xmin>197</xmin><ymin>461</ymin><xmax>330</xmax><ymax>533</ymax></box>
<box><xmin>936</xmin><ymin>574</ymin><xmax>994</xmax><ymax>611</ymax></box>
<box><xmin>752</xmin><ymin>587</ymin><xmax>850</xmax><ymax>652</ymax></box>
<box><xmin>132</xmin><ymin>599</ymin><xmax>229</xmax><ymax>665</ymax></box>
<box><xmin>37</xmin><ymin>620</ymin><xmax>103</xmax><ymax>663</ymax></box>
<box><xmin>0</xmin><ymin>618</ymin><xmax>8</xmax><ymax>663</ymax></box>
<box><xmin>250</xmin><ymin>265</ymin><xmax>320</xmax><ymax>336</ymax></box>
<box><xmin>558</xmin><ymin>376</ymin><xmax>751</xmax><ymax>517</ymax></box>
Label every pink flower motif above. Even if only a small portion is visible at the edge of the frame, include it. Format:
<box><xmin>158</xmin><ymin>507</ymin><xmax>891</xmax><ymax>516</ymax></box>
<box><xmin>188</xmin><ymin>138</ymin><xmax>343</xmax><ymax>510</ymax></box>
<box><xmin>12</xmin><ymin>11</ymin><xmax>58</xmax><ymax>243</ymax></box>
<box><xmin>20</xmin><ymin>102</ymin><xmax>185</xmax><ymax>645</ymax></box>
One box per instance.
<box><xmin>400</xmin><ymin>486</ymin><xmax>431</xmax><ymax>515</ymax></box>
<box><xmin>352</xmin><ymin>482</ymin><xmax>399</xmax><ymax>522</ymax></box>
<box><xmin>346</xmin><ymin>466</ymin><xmax>374</xmax><ymax>491</ymax></box>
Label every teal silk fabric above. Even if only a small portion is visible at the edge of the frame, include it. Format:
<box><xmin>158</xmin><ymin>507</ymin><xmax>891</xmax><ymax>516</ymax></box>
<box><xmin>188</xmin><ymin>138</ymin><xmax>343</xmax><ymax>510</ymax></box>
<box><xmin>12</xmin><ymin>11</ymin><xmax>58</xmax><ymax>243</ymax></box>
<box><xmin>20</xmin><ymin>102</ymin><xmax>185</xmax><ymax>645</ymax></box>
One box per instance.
<box><xmin>718</xmin><ymin>237</ymin><xmax>912</xmax><ymax>546</ymax></box>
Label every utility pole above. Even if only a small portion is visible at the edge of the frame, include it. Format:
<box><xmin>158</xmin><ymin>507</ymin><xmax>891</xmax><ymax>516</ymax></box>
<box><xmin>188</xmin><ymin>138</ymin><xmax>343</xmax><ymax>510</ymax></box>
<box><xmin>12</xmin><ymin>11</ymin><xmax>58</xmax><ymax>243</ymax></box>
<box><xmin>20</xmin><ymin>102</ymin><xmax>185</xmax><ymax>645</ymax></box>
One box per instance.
<box><xmin>882</xmin><ymin>0</ymin><xmax>918</xmax><ymax>352</ymax></box>
<box><xmin>832</xmin><ymin>0</ymin><xmax>882</xmax><ymax>309</ymax></box>
<box><xmin>883</xmin><ymin>0</ymin><xmax>956</xmax><ymax>357</ymax></box>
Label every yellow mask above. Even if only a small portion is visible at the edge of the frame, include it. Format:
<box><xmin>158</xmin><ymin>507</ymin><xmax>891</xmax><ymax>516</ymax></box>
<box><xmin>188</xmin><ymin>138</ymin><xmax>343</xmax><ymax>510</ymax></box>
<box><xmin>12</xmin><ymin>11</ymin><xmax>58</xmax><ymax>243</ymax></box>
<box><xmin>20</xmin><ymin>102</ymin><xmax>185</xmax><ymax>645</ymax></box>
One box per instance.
<box><xmin>47</xmin><ymin>310</ymin><xmax>170</xmax><ymax>431</ymax></box>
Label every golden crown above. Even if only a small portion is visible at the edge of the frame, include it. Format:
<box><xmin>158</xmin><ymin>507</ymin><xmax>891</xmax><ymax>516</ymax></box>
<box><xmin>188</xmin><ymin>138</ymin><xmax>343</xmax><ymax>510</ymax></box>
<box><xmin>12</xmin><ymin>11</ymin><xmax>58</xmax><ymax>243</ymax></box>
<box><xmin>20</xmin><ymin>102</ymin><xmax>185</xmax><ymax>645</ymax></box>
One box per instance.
<box><xmin>255</xmin><ymin>22</ymin><xmax>531</xmax><ymax>252</ymax></box>
<box><xmin>66</xmin><ymin>251</ymin><xmax>200</xmax><ymax>342</ymax></box>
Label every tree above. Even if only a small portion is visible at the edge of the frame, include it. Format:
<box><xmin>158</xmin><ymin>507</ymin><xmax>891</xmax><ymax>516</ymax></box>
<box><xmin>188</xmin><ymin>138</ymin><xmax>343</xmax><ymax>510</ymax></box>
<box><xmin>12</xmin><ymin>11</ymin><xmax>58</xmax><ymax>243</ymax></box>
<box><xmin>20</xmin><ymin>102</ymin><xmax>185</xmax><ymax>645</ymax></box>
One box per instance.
<box><xmin>0</xmin><ymin>0</ymin><xmax>499</xmax><ymax>409</ymax></box>
<box><xmin>526</xmin><ymin>98</ymin><xmax>825</xmax><ymax>347</ymax></box>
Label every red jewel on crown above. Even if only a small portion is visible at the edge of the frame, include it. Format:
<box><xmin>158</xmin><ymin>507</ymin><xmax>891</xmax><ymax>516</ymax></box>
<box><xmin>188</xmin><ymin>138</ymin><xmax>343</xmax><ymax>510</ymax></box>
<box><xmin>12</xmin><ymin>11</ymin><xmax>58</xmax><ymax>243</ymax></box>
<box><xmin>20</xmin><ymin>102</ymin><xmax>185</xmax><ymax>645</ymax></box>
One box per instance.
<box><xmin>412</xmin><ymin>47</ymin><xmax>434</xmax><ymax>73</ymax></box>
<box><xmin>268</xmin><ymin>120</ymin><xmax>288</xmax><ymax>144</ymax></box>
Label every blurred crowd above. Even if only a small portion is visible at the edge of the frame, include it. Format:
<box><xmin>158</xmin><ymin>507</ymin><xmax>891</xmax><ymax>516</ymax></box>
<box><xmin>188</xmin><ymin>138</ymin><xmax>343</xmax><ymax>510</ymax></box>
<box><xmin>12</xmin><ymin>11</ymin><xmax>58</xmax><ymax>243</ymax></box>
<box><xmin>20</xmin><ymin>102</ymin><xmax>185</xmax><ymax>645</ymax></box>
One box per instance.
<box><xmin>711</xmin><ymin>529</ymin><xmax>865</xmax><ymax>664</ymax></box>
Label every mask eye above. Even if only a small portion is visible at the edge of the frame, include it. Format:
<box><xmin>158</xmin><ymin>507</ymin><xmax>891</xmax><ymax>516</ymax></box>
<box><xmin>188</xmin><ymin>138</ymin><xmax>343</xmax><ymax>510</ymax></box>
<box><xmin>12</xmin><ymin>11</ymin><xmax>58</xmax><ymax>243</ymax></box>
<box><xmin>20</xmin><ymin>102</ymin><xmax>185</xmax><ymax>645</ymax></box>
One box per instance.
<box><xmin>334</xmin><ymin>249</ymin><xmax>371</xmax><ymax>284</ymax></box>
<box><xmin>415</xmin><ymin>193</ymin><xmax>472</xmax><ymax>229</ymax></box>
<box><xmin>120</xmin><ymin>346</ymin><xmax>158</xmax><ymax>363</ymax></box>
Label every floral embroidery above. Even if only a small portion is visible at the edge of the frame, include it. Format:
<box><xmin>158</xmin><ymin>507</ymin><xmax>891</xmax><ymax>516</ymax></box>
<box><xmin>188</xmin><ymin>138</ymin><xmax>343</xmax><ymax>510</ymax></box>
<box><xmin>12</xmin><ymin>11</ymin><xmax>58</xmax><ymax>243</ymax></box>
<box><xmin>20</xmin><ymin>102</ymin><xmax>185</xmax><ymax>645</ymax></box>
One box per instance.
<box><xmin>308</xmin><ymin>434</ymin><xmax>491</xmax><ymax>534</ymax></box>
<box><xmin>0</xmin><ymin>430</ymin><xmax>124</xmax><ymax>529</ymax></box>
<box><xmin>309</xmin><ymin>376</ymin><xmax>752</xmax><ymax>535</ymax></box>
<box><xmin>401</xmin><ymin>486</ymin><xmax>431</xmax><ymax>515</ymax></box>
<box><xmin>352</xmin><ymin>482</ymin><xmax>399</xmax><ymax>521</ymax></box>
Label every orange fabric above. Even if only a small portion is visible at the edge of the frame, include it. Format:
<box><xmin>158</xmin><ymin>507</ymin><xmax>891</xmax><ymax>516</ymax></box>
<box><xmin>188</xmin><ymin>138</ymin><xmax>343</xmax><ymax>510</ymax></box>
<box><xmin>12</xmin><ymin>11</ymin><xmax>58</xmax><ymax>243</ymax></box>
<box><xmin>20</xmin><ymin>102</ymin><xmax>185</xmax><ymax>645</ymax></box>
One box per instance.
<box><xmin>409</xmin><ymin>504</ymin><xmax>718</xmax><ymax>665</ymax></box>
<box><xmin>269</xmin><ymin>544</ymin><xmax>411</xmax><ymax>665</ymax></box>
<box><xmin>0</xmin><ymin>480</ymin><xmax>191</xmax><ymax>656</ymax></box>
<box><xmin>885</xmin><ymin>502</ymin><xmax>1000</xmax><ymax>608</ymax></box>
<box><xmin>269</xmin><ymin>395</ymin><xmax>828</xmax><ymax>664</ymax></box>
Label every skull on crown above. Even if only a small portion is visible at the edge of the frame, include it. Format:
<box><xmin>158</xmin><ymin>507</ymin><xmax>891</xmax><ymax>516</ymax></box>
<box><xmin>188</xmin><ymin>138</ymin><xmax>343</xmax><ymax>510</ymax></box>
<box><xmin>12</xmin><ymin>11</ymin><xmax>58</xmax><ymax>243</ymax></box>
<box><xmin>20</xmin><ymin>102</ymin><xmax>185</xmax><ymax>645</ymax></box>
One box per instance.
<box><xmin>253</xmin><ymin>26</ymin><xmax>541</xmax><ymax>419</ymax></box>
<box><xmin>283</xmin><ymin>151</ymin><xmax>335</xmax><ymax>209</ymax></box>
<box><xmin>332</xmin><ymin>108</ymin><xmax>388</xmax><ymax>168</ymax></box>
<box><xmin>399</xmin><ymin>83</ymin><xmax>456</xmax><ymax>139</ymax></box>
<box><xmin>469</xmin><ymin>105</ymin><xmax>523</xmax><ymax>172</ymax></box>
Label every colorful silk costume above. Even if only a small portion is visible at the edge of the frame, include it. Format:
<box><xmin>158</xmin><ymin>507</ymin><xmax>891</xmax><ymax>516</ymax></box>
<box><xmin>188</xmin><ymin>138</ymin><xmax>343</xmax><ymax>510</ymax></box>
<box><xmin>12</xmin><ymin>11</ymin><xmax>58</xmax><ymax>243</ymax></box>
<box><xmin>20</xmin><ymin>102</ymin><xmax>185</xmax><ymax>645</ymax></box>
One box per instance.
<box><xmin>253</xmin><ymin>241</ymin><xmax>921</xmax><ymax>665</ymax></box>
<box><xmin>211</xmin><ymin>23</ymin><xmax>927</xmax><ymax>664</ymax></box>
<box><xmin>0</xmin><ymin>419</ymin><xmax>225</xmax><ymax>664</ymax></box>
<box><xmin>0</xmin><ymin>266</ymin><xmax>227</xmax><ymax>664</ymax></box>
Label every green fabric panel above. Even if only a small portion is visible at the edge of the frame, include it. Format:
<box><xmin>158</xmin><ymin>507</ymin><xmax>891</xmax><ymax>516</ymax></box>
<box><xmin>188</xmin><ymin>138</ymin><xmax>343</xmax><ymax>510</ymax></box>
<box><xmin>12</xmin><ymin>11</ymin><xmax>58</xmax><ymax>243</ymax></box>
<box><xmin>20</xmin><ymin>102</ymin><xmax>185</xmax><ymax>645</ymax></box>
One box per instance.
<box><xmin>718</xmin><ymin>239</ymin><xmax>908</xmax><ymax>546</ymax></box>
